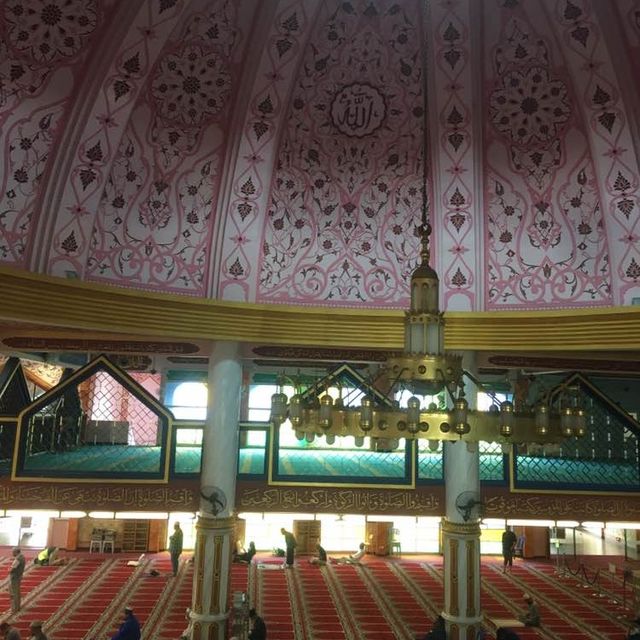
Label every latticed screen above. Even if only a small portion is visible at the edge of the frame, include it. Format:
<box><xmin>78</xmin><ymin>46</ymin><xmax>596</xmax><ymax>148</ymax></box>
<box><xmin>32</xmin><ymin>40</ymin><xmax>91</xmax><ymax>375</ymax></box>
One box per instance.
<box><xmin>275</xmin><ymin>425</ymin><xmax>408</xmax><ymax>482</ymax></box>
<box><xmin>20</xmin><ymin>367</ymin><xmax>167</xmax><ymax>478</ymax></box>
<box><xmin>417</xmin><ymin>441</ymin><xmax>443</xmax><ymax>481</ymax></box>
<box><xmin>418</xmin><ymin>441</ymin><xmax>505</xmax><ymax>482</ymax></box>
<box><xmin>480</xmin><ymin>442</ymin><xmax>506</xmax><ymax>481</ymax></box>
<box><xmin>516</xmin><ymin>393</ymin><xmax>640</xmax><ymax>489</ymax></box>
<box><xmin>0</xmin><ymin>422</ymin><xmax>16</xmax><ymax>475</ymax></box>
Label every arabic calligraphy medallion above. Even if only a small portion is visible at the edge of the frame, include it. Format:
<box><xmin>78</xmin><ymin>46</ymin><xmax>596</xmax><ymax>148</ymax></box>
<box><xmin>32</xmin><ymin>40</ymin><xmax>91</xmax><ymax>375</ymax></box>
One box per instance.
<box><xmin>330</xmin><ymin>83</ymin><xmax>386</xmax><ymax>138</ymax></box>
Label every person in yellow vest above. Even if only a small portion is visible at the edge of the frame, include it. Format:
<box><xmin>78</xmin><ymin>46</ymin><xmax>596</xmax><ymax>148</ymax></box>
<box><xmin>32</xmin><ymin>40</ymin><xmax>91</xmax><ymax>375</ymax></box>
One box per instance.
<box><xmin>34</xmin><ymin>547</ymin><xmax>63</xmax><ymax>566</ymax></box>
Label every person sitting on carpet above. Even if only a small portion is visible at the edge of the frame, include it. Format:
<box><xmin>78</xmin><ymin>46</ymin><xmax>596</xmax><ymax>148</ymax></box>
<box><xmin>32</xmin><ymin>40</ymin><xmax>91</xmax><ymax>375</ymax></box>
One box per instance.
<box><xmin>110</xmin><ymin>605</ymin><xmax>141</xmax><ymax>640</ymax></box>
<box><xmin>333</xmin><ymin>542</ymin><xmax>366</xmax><ymax>564</ymax></box>
<box><xmin>517</xmin><ymin>594</ymin><xmax>540</xmax><ymax>627</ymax></box>
<box><xmin>0</xmin><ymin>621</ymin><xmax>21</xmax><ymax>640</ymax></box>
<box><xmin>496</xmin><ymin>628</ymin><xmax>521</xmax><ymax>640</ymax></box>
<box><xmin>28</xmin><ymin>620</ymin><xmax>48</xmax><ymax>640</ymax></box>
<box><xmin>309</xmin><ymin>543</ymin><xmax>327</xmax><ymax>566</ymax></box>
<box><xmin>421</xmin><ymin>614</ymin><xmax>446</xmax><ymax>640</ymax></box>
<box><xmin>248</xmin><ymin>608</ymin><xmax>267</xmax><ymax>640</ymax></box>
<box><xmin>234</xmin><ymin>541</ymin><xmax>256</xmax><ymax>564</ymax></box>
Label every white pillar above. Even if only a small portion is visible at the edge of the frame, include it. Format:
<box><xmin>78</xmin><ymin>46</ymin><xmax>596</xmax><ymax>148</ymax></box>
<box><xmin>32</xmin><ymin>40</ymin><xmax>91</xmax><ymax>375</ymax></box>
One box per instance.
<box><xmin>189</xmin><ymin>341</ymin><xmax>242</xmax><ymax>640</ymax></box>
<box><xmin>441</xmin><ymin>352</ymin><xmax>482</xmax><ymax>640</ymax></box>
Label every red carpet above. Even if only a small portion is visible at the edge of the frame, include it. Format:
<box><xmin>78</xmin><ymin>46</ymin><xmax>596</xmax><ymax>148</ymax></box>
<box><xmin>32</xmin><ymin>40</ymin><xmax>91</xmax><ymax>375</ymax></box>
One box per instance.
<box><xmin>0</xmin><ymin>551</ymin><xmax>636</xmax><ymax>639</ymax></box>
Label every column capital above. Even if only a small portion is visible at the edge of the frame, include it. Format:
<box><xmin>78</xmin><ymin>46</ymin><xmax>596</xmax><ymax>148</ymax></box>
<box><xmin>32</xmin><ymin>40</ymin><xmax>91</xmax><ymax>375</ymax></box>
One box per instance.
<box><xmin>196</xmin><ymin>514</ymin><xmax>236</xmax><ymax>531</ymax></box>
<box><xmin>441</xmin><ymin>518</ymin><xmax>481</xmax><ymax>537</ymax></box>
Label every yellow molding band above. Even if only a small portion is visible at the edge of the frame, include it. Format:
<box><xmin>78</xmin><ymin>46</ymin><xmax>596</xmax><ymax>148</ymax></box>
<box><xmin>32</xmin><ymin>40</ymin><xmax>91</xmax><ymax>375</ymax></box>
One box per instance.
<box><xmin>1</xmin><ymin>267</ymin><xmax>640</xmax><ymax>351</ymax></box>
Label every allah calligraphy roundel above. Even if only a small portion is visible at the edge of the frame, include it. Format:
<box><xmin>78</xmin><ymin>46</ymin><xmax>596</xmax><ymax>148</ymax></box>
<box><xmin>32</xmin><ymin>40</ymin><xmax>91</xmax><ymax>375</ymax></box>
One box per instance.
<box><xmin>330</xmin><ymin>82</ymin><xmax>386</xmax><ymax>138</ymax></box>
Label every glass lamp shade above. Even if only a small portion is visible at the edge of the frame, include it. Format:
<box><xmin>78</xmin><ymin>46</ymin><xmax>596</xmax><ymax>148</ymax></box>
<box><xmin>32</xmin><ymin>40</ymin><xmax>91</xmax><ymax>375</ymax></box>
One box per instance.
<box><xmin>499</xmin><ymin>400</ymin><xmax>514</xmax><ymax>437</ymax></box>
<box><xmin>535</xmin><ymin>402</ymin><xmax>549</xmax><ymax>436</ymax></box>
<box><xmin>270</xmin><ymin>392</ymin><xmax>288</xmax><ymax>425</ymax></box>
<box><xmin>407</xmin><ymin>396</ymin><xmax>421</xmax><ymax>431</ymax></box>
<box><xmin>574</xmin><ymin>408</ymin><xmax>587</xmax><ymax>437</ymax></box>
<box><xmin>407</xmin><ymin>319</ymin><xmax>443</xmax><ymax>355</ymax></box>
<box><xmin>289</xmin><ymin>394</ymin><xmax>303</xmax><ymax>427</ymax></box>
<box><xmin>360</xmin><ymin>396</ymin><xmax>373</xmax><ymax>431</ymax></box>
<box><xmin>320</xmin><ymin>394</ymin><xmax>333</xmax><ymax>429</ymax></box>
<box><xmin>561</xmin><ymin>407</ymin><xmax>574</xmax><ymax>437</ymax></box>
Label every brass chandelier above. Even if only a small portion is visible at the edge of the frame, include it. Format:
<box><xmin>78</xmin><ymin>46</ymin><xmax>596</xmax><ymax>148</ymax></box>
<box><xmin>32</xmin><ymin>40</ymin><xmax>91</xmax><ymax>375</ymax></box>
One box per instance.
<box><xmin>270</xmin><ymin>218</ymin><xmax>587</xmax><ymax>446</ymax></box>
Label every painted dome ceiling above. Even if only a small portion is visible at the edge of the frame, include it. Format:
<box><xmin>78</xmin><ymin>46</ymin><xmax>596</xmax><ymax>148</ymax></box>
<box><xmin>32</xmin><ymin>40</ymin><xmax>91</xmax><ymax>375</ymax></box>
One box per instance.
<box><xmin>1</xmin><ymin>0</ymin><xmax>639</xmax><ymax>312</ymax></box>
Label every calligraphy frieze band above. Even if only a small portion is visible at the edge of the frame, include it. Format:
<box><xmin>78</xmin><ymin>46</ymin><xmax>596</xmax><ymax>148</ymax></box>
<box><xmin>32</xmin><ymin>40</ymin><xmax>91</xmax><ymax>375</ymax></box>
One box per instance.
<box><xmin>238</xmin><ymin>485</ymin><xmax>442</xmax><ymax>514</ymax></box>
<box><xmin>2</xmin><ymin>479</ymin><xmax>640</xmax><ymax>519</ymax></box>
<box><xmin>0</xmin><ymin>481</ymin><xmax>197</xmax><ymax>510</ymax></box>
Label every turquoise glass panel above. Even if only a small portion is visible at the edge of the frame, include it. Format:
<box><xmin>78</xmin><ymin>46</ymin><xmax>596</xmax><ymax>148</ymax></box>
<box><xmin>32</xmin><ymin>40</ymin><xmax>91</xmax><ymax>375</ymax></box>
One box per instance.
<box><xmin>276</xmin><ymin>447</ymin><xmax>406</xmax><ymax>479</ymax></box>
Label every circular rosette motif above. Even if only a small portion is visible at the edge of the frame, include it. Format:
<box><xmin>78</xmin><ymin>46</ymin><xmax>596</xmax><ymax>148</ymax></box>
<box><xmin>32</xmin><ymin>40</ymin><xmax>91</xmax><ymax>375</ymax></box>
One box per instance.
<box><xmin>151</xmin><ymin>44</ymin><xmax>231</xmax><ymax>127</ymax></box>
<box><xmin>4</xmin><ymin>0</ymin><xmax>97</xmax><ymax>63</ymax></box>
<box><xmin>490</xmin><ymin>66</ymin><xmax>570</xmax><ymax>146</ymax></box>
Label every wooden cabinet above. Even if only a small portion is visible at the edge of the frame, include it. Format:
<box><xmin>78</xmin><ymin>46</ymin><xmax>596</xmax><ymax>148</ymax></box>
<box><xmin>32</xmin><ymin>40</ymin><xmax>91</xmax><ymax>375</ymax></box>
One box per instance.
<box><xmin>148</xmin><ymin>520</ymin><xmax>167</xmax><ymax>552</ymax></box>
<box><xmin>366</xmin><ymin>521</ymin><xmax>393</xmax><ymax>556</ymax></box>
<box><xmin>519</xmin><ymin>526</ymin><xmax>550</xmax><ymax>559</ymax></box>
<box><xmin>48</xmin><ymin>517</ymin><xmax>79</xmax><ymax>550</ymax></box>
<box><xmin>293</xmin><ymin>520</ymin><xmax>321</xmax><ymax>554</ymax></box>
<box><xmin>122</xmin><ymin>520</ymin><xmax>149</xmax><ymax>552</ymax></box>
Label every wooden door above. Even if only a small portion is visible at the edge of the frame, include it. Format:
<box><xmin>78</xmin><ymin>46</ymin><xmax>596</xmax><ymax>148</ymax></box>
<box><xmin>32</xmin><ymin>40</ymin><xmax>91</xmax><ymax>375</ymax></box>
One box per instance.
<box><xmin>522</xmin><ymin>526</ymin><xmax>550</xmax><ymax>558</ymax></box>
<box><xmin>365</xmin><ymin>521</ymin><xmax>393</xmax><ymax>556</ymax></box>
<box><xmin>49</xmin><ymin>518</ymin><xmax>70</xmax><ymax>549</ymax></box>
<box><xmin>148</xmin><ymin>520</ymin><xmax>167</xmax><ymax>552</ymax></box>
<box><xmin>293</xmin><ymin>520</ymin><xmax>321</xmax><ymax>554</ymax></box>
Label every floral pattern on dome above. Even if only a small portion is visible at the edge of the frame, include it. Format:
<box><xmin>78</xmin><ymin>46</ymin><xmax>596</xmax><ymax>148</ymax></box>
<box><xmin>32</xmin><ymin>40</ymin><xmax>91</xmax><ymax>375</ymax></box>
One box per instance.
<box><xmin>489</xmin><ymin>66</ymin><xmax>570</xmax><ymax>146</ymax></box>
<box><xmin>150</xmin><ymin>44</ymin><xmax>231</xmax><ymax>127</ymax></box>
<box><xmin>4</xmin><ymin>0</ymin><xmax>97</xmax><ymax>63</ymax></box>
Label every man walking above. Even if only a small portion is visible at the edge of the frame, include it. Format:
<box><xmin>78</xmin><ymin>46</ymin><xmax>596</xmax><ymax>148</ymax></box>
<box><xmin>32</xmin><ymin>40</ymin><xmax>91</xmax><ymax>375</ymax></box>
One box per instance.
<box><xmin>169</xmin><ymin>522</ymin><xmax>184</xmax><ymax>577</ymax></box>
<box><xmin>8</xmin><ymin>547</ymin><xmax>25</xmax><ymax>613</ymax></box>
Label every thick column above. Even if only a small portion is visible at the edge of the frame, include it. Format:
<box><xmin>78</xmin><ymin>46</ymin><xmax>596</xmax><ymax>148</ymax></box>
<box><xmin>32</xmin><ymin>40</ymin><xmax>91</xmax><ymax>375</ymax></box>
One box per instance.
<box><xmin>441</xmin><ymin>352</ymin><xmax>482</xmax><ymax>640</ymax></box>
<box><xmin>442</xmin><ymin>441</ymin><xmax>482</xmax><ymax>639</ymax></box>
<box><xmin>189</xmin><ymin>342</ymin><xmax>242</xmax><ymax>640</ymax></box>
